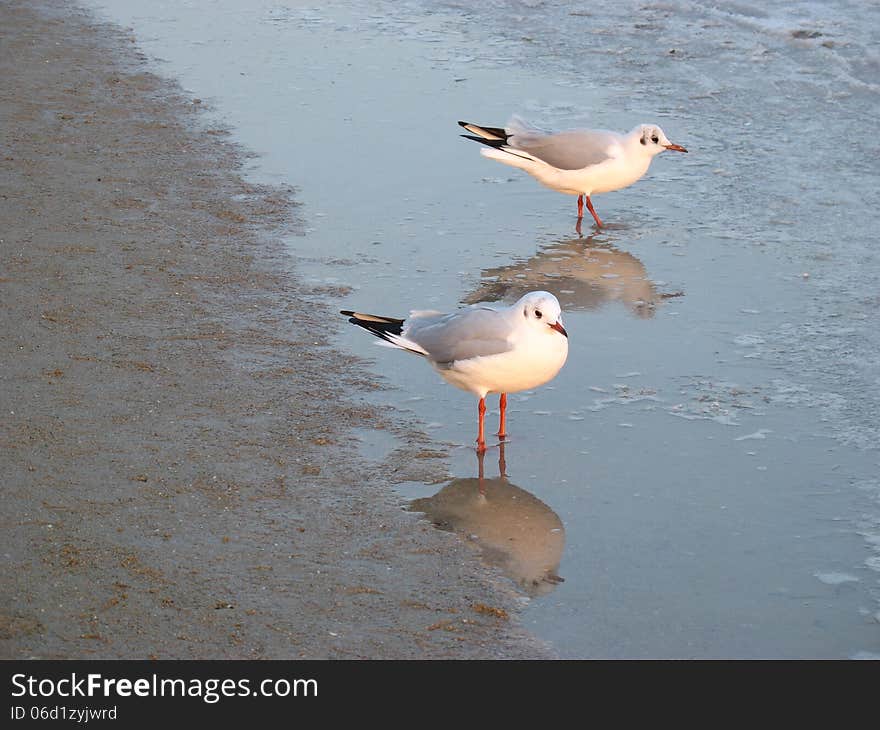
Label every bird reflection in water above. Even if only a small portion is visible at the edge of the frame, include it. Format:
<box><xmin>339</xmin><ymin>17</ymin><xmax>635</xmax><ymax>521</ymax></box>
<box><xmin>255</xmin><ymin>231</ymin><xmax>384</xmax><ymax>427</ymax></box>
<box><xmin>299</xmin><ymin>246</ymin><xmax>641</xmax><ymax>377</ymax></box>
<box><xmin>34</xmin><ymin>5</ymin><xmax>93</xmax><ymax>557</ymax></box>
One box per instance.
<box><xmin>464</xmin><ymin>232</ymin><xmax>681</xmax><ymax>319</ymax></box>
<box><xmin>409</xmin><ymin>443</ymin><xmax>565</xmax><ymax>597</ymax></box>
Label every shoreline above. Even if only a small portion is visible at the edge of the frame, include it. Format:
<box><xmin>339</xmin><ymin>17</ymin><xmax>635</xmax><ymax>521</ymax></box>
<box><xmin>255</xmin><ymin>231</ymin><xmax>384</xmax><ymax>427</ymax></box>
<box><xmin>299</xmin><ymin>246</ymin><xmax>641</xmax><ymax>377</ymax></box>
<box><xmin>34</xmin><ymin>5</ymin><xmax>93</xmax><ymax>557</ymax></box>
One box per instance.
<box><xmin>0</xmin><ymin>0</ymin><xmax>553</xmax><ymax>659</ymax></box>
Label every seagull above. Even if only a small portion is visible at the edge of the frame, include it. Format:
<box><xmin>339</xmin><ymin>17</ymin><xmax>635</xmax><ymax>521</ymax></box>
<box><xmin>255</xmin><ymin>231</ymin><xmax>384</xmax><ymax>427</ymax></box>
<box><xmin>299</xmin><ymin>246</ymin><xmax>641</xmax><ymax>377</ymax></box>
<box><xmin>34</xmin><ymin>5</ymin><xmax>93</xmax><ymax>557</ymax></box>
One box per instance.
<box><xmin>341</xmin><ymin>291</ymin><xmax>569</xmax><ymax>452</ymax></box>
<box><xmin>458</xmin><ymin>115</ymin><xmax>687</xmax><ymax>227</ymax></box>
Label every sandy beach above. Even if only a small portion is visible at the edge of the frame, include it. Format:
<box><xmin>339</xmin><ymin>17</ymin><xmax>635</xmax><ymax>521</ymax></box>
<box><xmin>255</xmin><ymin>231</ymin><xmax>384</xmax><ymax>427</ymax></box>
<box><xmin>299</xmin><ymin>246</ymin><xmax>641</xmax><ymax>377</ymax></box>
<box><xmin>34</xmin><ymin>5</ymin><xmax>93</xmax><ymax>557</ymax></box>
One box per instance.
<box><xmin>0</xmin><ymin>0</ymin><xmax>552</xmax><ymax>659</ymax></box>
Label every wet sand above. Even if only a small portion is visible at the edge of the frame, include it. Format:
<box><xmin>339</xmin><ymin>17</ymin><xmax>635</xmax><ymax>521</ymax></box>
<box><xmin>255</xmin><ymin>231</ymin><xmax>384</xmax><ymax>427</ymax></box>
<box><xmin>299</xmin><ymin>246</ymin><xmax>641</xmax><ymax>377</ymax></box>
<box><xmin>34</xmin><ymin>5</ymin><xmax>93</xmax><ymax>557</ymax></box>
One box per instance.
<box><xmin>0</xmin><ymin>0</ymin><xmax>552</xmax><ymax>659</ymax></box>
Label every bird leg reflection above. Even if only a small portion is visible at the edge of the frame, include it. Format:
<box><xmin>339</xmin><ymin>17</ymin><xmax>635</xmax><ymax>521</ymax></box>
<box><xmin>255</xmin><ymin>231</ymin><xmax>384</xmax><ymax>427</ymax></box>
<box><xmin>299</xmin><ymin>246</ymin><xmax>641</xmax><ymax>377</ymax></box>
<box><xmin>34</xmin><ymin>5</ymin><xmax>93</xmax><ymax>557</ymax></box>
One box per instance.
<box><xmin>476</xmin><ymin>439</ymin><xmax>508</xmax><ymax>493</ymax></box>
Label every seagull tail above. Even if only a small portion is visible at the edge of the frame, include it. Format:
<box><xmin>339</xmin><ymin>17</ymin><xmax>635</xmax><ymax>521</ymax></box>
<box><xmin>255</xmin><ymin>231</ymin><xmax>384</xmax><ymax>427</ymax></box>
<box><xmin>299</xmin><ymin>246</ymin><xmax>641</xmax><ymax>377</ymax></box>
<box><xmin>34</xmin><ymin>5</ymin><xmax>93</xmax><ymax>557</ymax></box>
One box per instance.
<box><xmin>479</xmin><ymin>145</ymin><xmax>543</xmax><ymax>169</ymax></box>
<box><xmin>340</xmin><ymin>310</ymin><xmax>428</xmax><ymax>357</ymax></box>
<box><xmin>458</xmin><ymin>119</ymin><xmax>545</xmax><ymax>173</ymax></box>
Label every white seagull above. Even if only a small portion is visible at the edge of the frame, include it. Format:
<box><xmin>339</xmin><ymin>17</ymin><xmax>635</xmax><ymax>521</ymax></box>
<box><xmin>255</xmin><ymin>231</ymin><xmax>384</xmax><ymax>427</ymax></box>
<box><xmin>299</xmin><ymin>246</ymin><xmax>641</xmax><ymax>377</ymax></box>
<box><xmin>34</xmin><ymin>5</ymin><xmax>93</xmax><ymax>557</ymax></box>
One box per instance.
<box><xmin>459</xmin><ymin>115</ymin><xmax>687</xmax><ymax>227</ymax></box>
<box><xmin>341</xmin><ymin>291</ymin><xmax>569</xmax><ymax>452</ymax></box>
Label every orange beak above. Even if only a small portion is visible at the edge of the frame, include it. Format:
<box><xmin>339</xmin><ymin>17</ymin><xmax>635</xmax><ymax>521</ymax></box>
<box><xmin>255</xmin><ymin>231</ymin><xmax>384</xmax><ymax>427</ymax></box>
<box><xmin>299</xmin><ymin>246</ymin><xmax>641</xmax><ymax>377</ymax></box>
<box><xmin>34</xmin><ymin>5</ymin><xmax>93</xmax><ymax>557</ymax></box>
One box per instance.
<box><xmin>664</xmin><ymin>143</ymin><xmax>688</xmax><ymax>153</ymax></box>
<box><xmin>549</xmin><ymin>321</ymin><xmax>568</xmax><ymax>338</ymax></box>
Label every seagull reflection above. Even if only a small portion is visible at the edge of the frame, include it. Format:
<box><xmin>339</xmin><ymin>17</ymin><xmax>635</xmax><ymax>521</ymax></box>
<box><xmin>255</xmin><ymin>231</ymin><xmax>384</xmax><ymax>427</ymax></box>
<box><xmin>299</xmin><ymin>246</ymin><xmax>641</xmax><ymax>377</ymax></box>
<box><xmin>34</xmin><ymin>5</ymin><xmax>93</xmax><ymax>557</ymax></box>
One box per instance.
<box><xmin>409</xmin><ymin>443</ymin><xmax>565</xmax><ymax>597</ymax></box>
<box><xmin>464</xmin><ymin>234</ymin><xmax>670</xmax><ymax>318</ymax></box>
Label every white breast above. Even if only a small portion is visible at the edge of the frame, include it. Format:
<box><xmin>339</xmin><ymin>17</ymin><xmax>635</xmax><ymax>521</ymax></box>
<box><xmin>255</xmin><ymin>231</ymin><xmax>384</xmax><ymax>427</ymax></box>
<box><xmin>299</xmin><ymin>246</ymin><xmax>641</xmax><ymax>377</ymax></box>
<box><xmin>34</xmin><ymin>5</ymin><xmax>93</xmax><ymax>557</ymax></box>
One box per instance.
<box><xmin>435</xmin><ymin>331</ymin><xmax>569</xmax><ymax>397</ymax></box>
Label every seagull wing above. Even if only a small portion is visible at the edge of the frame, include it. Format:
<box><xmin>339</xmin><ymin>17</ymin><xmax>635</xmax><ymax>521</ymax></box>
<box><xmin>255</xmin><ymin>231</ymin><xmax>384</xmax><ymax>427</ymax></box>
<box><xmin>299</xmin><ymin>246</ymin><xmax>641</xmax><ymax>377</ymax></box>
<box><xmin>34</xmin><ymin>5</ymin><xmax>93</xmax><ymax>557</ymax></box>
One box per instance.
<box><xmin>511</xmin><ymin>128</ymin><xmax>622</xmax><ymax>171</ymax></box>
<box><xmin>405</xmin><ymin>306</ymin><xmax>515</xmax><ymax>365</ymax></box>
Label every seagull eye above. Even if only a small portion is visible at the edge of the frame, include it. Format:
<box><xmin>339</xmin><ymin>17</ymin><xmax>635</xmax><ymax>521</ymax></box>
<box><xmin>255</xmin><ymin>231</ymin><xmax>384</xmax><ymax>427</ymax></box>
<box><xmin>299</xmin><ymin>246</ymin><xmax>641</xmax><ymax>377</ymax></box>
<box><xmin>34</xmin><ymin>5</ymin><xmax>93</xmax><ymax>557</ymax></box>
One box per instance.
<box><xmin>651</xmin><ymin>134</ymin><xmax>659</xmax><ymax>143</ymax></box>
<box><xmin>534</xmin><ymin>310</ymin><xmax>543</xmax><ymax>320</ymax></box>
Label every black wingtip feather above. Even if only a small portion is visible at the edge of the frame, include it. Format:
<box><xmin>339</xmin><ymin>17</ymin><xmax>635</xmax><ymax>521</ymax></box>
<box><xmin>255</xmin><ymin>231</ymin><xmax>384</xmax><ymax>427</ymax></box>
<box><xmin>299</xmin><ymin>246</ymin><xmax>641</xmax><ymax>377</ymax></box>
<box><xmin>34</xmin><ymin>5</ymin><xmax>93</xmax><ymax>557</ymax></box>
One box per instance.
<box><xmin>350</xmin><ymin>322</ymin><xmax>400</xmax><ymax>345</ymax></box>
<box><xmin>458</xmin><ymin>121</ymin><xmax>509</xmax><ymax>143</ymax></box>
<box><xmin>460</xmin><ymin>133</ymin><xmax>507</xmax><ymax>149</ymax></box>
<box><xmin>342</xmin><ymin>310</ymin><xmax>405</xmax><ymax>343</ymax></box>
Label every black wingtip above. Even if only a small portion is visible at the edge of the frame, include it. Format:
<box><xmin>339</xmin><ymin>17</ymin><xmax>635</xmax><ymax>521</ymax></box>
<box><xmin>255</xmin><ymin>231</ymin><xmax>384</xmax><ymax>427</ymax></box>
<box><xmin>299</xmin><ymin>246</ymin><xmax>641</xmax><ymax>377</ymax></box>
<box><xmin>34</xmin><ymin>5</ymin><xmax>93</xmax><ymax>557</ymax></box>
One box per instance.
<box><xmin>457</xmin><ymin>121</ymin><xmax>510</xmax><ymax>143</ymax></box>
<box><xmin>342</xmin><ymin>310</ymin><xmax>406</xmax><ymax>340</ymax></box>
<box><xmin>459</xmin><ymin>133</ymin><xmax>506</xmax><ymax>149</ymax></box>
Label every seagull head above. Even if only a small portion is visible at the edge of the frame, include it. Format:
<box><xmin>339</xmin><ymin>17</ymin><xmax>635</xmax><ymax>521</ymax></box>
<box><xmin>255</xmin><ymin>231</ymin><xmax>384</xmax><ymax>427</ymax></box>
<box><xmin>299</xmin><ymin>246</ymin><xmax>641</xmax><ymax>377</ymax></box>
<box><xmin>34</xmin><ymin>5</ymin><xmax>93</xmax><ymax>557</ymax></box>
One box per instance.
<box><xmin>636</xmin><ymin>124</ymin><xmax>688</xmax><ymax>155</ymax></box>
<box><xmin>518</xmin><ymin>291</ymin><xmax>568</xmax><ymax>338</ymax></box>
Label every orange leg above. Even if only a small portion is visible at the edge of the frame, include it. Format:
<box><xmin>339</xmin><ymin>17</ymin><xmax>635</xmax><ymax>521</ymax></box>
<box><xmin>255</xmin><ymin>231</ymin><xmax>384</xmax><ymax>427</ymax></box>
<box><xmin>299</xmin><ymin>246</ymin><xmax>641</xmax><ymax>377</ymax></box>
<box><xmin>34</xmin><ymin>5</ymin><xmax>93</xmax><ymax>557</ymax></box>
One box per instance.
<box><xmin>476</xmin><ymin>397</ymin><xmax>487</xmax><ymax>453</ymax></box>
<box><xmin>496</xmin><ymin>393</ymin><xmax>507</xmax><ymax>438</ymax></box>
<box><xmin>585</xmin><ymin>195</ymin><xmax>604</xmax><ymax>228</ymax></box>
<box><xmin>576</xmin><ymin>194</ymin><xmax>584</xmax><ymax>219</ymax></box>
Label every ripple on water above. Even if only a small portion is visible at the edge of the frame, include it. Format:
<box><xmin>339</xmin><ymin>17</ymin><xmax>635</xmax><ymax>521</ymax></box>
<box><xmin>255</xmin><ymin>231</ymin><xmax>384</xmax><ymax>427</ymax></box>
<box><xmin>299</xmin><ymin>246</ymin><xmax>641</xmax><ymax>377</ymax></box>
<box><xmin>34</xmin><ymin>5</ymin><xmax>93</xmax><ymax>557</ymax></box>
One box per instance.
<box><xmin>814</xmin><ymin>572</ymin><xmax>860</xmax><ymax>586</ymax></box>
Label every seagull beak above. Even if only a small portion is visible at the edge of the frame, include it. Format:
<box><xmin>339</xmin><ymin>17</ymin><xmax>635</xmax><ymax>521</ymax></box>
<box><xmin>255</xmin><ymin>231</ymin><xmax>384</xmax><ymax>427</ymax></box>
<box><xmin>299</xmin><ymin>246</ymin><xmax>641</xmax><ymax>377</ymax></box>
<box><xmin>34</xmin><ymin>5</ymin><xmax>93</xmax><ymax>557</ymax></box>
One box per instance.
<box><xmin>549</xmin><ymin>321</ymin><xmax>568</xmax><ymax>338</ymax></box>
<box><xmin>664</xmin><ymin>143</ymin><xmax>688</xmax><ymax>153</ymax></box>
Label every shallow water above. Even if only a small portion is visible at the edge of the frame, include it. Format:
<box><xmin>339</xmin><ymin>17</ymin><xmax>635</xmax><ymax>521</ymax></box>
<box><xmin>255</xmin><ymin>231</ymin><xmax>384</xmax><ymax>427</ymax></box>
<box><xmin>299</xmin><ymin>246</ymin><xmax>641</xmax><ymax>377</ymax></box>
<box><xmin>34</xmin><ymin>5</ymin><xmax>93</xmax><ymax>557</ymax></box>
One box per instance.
<box><xmin>86</xmin><ymin>0</ymin><xmax>880</xmax><ymax>657</ymax></box>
